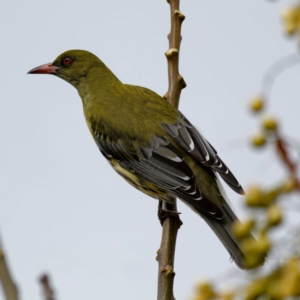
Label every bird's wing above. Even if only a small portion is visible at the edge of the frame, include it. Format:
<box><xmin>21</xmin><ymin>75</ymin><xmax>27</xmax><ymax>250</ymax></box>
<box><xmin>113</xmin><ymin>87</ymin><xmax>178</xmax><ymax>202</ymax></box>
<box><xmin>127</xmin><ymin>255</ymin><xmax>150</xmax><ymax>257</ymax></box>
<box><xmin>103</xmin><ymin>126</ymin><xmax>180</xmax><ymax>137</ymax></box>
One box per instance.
<box><xmin>93</xmin><ymin>128</ymin><xmax>223</xmax><ymax>220</ymax></box>
<box><xmin>161</xmin><ymin>112</ymin><xmax>244</xmax><ymax>195</ymax></box>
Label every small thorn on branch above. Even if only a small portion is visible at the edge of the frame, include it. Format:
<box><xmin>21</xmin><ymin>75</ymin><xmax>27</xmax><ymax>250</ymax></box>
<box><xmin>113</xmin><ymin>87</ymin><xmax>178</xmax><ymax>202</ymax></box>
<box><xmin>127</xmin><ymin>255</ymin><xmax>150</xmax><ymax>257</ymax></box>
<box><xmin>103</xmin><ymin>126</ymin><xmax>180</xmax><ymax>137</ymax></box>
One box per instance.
<box><xmin>156</xmin><ymin>249</ymin><xmax>161</xmax><ymax>262</ymax></box>
<box><xmin>174</xmin><ymin>10</ymin><xmax>185</xmax><ymax>21</ymax></box>
<box><xmin>161</xmin><ymin>265</ymin><xmax>175</xmax><ymax>277</ymax></box>
<box><xmin>178</xmin><ymin>75</ymin><xmax>186</xmax><ymax>89</ymax></box>
<box><xmin>165</xmin><ymin>48</ymin><xmax>178</xmax><ymax>58</ymax></box>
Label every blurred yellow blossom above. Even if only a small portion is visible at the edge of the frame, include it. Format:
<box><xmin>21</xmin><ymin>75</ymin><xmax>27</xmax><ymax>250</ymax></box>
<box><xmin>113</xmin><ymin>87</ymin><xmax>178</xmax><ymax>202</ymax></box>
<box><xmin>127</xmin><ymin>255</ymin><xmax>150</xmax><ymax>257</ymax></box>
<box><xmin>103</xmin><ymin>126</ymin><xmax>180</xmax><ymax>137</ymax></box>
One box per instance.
<box><xmin>262</xmin><ymin>115</ymin><xmax>278</xmax><ymax>131</ymax></box>
<box><xmin>251</xmin><ymin>133</ymin><xmax>266</xmax><ymax>147</ymax></box>
<box><xmin>249</xmin><ymin>95</ymin><xmax>264</xmax><ymax>112</ymax></box>
<box><xmin>282</xmin><ymin>6</ymin><xmax>300</xmax><ymax>35</ymax></box>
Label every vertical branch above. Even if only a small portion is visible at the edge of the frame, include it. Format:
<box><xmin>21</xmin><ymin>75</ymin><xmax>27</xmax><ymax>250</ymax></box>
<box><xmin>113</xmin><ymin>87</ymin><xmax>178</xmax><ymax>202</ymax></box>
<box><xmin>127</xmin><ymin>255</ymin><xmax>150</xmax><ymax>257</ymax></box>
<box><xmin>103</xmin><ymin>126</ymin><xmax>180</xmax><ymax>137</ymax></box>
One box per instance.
<box><xmin>156</xmin><ymin>200</ymin><xmax>182</xmax><ymax>300</ymax></box>
<box><xmin>163</xmin><ymin>0</ymin><xmax>186</xmax><ymax>108</ymax></box>
<box><xmin>157</xmin><ymin>1</ymin><xmax>185</xmax><ymax>300</ymax></box>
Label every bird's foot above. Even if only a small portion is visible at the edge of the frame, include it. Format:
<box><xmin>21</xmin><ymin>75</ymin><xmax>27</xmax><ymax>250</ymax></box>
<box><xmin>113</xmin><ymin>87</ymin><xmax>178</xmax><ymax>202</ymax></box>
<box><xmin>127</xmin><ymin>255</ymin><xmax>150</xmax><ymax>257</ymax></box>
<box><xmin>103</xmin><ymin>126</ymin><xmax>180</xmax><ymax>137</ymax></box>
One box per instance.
<box><xmin>158</xmin><ymin>201</ymin><xmax>181</xmax><ymax>226</ymax></box>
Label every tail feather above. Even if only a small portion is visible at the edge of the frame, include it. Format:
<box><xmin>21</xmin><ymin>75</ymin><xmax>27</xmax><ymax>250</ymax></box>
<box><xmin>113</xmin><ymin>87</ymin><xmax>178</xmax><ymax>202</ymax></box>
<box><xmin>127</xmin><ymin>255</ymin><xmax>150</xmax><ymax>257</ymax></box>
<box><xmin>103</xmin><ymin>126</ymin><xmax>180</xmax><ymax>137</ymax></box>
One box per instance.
<box><xmin>200</xmin><ymin>202</ymin><xmax>249</xmax><ymax>269</ymax></box>
<box><xmin>184</xmin><ymin>199</ymin><xmax>252</xmax><ymax>270</ymax></box>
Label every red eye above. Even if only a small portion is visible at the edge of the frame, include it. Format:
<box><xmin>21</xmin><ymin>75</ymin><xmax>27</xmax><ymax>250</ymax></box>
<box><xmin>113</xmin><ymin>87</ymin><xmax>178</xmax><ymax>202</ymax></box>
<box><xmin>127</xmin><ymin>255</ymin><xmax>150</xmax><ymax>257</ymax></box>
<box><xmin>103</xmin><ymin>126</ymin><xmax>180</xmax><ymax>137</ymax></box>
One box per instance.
<box><xmin>63</xmin><ymin>57</ymin><xmax>72</xmax><ymax>66</ymax></box>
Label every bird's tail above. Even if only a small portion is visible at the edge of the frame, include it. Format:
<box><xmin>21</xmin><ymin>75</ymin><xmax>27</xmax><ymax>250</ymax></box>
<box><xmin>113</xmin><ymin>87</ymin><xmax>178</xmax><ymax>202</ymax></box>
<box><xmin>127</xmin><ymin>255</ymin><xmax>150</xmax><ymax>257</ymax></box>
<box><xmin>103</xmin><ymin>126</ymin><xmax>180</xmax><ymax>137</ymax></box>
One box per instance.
<box><xmin>199</xmin><ymin>201</ymin><xmax>252</xmax><ymax>269</ymax></box>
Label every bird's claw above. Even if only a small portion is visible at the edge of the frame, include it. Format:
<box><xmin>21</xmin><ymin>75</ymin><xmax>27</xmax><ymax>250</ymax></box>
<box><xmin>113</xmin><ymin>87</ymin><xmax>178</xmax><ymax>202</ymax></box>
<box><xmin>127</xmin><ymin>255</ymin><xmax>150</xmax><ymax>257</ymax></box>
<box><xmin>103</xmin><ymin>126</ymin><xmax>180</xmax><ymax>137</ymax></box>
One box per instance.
<box><xmin>158</xmin><ymin>202</ymin><xmax>181</xmax><ymax>226</ymax></box>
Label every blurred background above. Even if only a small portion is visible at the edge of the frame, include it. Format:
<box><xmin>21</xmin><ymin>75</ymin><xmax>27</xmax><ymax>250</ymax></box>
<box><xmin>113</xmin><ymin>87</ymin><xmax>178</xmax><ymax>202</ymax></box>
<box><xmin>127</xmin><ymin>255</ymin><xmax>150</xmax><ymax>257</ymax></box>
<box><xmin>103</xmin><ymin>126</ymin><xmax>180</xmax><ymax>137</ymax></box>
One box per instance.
<box><xmin>1</xmin><ymin>0</ymin><xmax>299</xmax><ymax>299</ymax></box>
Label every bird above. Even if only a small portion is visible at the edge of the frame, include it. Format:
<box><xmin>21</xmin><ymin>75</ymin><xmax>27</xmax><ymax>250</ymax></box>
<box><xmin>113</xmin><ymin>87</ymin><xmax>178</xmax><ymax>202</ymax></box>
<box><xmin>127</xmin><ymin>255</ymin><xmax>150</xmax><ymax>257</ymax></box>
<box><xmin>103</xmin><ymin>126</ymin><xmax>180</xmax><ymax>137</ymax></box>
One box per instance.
<box><xmin>28</xmin><ymin>49</ymin><xmax>252</xmax><ymax>269</ymax></box>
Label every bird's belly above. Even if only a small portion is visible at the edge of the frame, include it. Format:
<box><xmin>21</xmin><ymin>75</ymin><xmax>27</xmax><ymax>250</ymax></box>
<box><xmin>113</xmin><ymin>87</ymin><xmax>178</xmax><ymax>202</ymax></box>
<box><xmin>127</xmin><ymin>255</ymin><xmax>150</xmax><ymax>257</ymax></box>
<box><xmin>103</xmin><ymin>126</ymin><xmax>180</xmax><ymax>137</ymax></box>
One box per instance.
<box><xmin>108</xmin><ymin>158</ymin><xmax>171</xmax><ymax>202</ymax></box>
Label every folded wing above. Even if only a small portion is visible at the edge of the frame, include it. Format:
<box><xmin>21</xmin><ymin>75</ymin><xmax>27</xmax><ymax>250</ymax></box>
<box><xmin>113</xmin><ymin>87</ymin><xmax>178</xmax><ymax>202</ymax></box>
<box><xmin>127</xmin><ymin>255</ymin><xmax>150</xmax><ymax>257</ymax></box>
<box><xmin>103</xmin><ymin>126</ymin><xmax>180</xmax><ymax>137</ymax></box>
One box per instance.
<box><xmin>161</xmin><ymin>112</ymin><xmax>244</xmax><ymax>195</ymax></box>
<box><xmin>93</xmin><ymin>128</ymin><xmax>223</xmax><ymax>220</ymax></box>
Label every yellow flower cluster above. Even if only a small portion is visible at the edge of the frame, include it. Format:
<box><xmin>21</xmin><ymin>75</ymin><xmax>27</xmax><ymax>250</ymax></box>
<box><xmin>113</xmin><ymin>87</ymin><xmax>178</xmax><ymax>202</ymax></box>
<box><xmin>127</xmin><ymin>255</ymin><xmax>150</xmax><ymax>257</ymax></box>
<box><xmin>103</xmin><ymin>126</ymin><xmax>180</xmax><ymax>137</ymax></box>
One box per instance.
<box><xmin>246</xmin><ymin>257</ymin><xmax>300</xmax><ymax>299</ymax></box>
<box><xmin>282</xmin><ymin>5</ymin><xmax>300</xmax><ymax>36</ymax></box>
<box><xmin>248</xmin><ymin>96</ymin><xmax>279</xmax><ymax>148</ymax></box>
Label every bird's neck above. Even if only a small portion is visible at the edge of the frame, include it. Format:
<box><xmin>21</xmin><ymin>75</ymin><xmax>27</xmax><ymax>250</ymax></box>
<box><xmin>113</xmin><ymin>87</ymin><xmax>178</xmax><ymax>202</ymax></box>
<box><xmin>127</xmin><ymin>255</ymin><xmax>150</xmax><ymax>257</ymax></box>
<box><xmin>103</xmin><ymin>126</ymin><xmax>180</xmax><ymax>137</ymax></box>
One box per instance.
<box><xmin>76</xmin><ymin>64</ymin><xmax>123</xmax><ymax>107</ymax></box>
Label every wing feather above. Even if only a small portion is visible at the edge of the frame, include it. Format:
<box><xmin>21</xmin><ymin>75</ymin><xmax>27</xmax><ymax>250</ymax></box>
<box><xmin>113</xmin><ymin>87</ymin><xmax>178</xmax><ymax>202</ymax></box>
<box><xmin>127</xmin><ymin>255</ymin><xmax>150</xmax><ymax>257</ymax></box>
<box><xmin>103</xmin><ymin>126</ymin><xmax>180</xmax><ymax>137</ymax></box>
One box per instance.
<box><xmin>93</xmin><ymin>128</ymin><xmax>223</xmax><ymax>219</ymax></box>
<box><xmin>162</xmin><ymin>113</ymin><xmax>245</xmax><ymax>195</ymax></box>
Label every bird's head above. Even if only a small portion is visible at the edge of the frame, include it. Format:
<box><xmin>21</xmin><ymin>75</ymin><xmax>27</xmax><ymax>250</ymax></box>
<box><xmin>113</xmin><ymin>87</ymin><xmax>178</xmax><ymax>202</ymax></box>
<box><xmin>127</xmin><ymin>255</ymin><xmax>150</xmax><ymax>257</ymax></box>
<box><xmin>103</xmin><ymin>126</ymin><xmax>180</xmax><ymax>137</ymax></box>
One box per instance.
<box><xmin>28</xmin><ymin>49</ymin><xmax>103</xmax><ymax>87</ymax></box>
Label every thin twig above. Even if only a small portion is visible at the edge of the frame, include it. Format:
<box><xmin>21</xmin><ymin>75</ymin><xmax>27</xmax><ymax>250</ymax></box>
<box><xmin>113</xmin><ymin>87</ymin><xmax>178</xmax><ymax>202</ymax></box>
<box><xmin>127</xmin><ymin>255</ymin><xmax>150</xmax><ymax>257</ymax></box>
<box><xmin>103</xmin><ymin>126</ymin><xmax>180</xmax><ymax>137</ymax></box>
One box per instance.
<box><xmin>39</xmin><ymin>274</ymin><xmax>56</xmax><ymax>300</ymax></box>
<box><xmin>0</xmin><ymin>251</ymin><xmax>19</xmax><ymax>300</ymax></box>
<box><xmin>0</xmin><ymin>236</ymin><xmax>19</xmax><ymax>300</ymax></box>
<box><xmin>275</xmin><ymin>136</ymin><xmax>300</xmax><ymax>190</ymax></box>
<box><xmin>157</xmin><ymin>1</ymin><xmax>185</xmax><ymax>300</ymax></box>
<box><xmin>261</xmin><ymin>52</ymin><xmax>300</xmax><ymax>100</ymax></box>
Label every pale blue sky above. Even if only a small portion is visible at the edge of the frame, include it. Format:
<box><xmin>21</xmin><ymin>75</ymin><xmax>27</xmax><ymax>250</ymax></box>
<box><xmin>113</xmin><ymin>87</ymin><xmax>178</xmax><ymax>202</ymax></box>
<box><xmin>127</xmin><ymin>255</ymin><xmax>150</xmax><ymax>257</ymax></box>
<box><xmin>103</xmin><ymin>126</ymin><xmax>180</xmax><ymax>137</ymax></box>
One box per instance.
<box><xmin>1</xmin><ymin>0</ymin><xmax>299</xmax><ymax>299</ymax></box>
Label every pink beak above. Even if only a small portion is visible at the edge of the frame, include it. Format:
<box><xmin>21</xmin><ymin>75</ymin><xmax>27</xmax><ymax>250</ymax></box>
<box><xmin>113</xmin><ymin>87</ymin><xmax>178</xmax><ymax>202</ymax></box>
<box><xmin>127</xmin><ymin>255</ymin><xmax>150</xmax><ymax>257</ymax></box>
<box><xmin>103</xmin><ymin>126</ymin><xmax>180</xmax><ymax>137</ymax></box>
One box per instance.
<box><xmin>28</xmin><ymin>63</ymin><xmax>59</xmax><ymax>74</ymax></box>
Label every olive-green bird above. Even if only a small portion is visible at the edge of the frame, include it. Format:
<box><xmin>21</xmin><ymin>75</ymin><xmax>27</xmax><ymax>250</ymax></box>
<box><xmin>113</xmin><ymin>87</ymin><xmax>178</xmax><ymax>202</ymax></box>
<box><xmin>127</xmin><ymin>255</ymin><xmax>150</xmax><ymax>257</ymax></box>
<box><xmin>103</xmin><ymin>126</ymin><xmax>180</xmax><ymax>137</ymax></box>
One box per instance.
<box><xmin>28</xmin><ymin>50</ymin><xmax>250</xmax><ymax>269</ymax></box>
